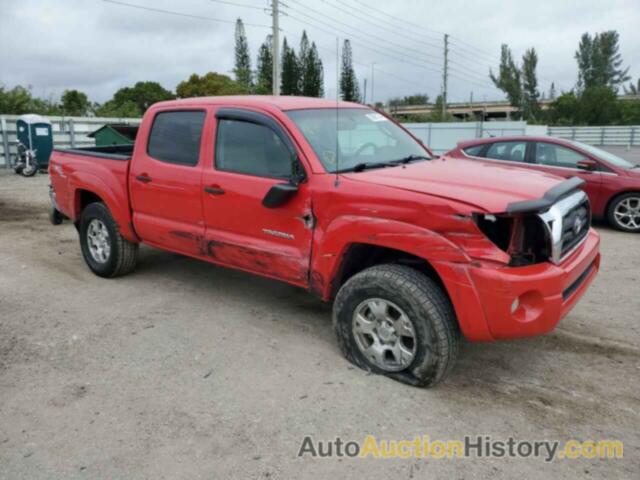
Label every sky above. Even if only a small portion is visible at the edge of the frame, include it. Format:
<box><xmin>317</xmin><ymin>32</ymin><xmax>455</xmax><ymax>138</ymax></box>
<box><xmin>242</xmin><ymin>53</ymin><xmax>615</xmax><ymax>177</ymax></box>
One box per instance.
<box><xmin>1</xmin><ymin>0</ymin><xmax>639</xmax><ymax>105</ymax></box>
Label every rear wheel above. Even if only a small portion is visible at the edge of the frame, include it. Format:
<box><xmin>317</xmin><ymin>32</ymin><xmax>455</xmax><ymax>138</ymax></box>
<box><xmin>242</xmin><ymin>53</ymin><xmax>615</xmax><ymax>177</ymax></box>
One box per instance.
<box><xmin>333</xmin><ymin>264</ymin><xmax>459</xmax><ymax>388</ymax></box>
<box><xmin>607</xmin><ymin>193</ymin><xmax>640</xmax><ymax>233</ymax></box>
<box><xmin>79</xmin><ymin>202</ymin><xmax>138</xmax><ymax>277</ymax></box>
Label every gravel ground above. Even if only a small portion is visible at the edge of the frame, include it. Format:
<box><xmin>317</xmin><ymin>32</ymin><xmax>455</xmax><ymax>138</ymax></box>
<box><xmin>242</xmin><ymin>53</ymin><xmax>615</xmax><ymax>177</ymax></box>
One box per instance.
<box><xmin>0</xmin><ymin>170</ymin><xmax>638</xmax><ymax>479</ymax></box>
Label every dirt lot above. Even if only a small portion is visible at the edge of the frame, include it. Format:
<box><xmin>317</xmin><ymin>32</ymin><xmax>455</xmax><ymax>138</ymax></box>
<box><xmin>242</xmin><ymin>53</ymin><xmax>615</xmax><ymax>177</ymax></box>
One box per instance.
<box><xmin>0</xmin><ymin>170</ymin><xmax>638</xmax><ymax>479</ymax></box>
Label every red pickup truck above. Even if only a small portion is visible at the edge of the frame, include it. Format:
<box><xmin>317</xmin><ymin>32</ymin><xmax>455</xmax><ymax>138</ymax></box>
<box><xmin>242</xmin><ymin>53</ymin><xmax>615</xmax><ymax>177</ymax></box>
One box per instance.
<box><xmin>49</xmin><ymin>96</ymin><xmax>600</xmax><ymax>387</ymax></box>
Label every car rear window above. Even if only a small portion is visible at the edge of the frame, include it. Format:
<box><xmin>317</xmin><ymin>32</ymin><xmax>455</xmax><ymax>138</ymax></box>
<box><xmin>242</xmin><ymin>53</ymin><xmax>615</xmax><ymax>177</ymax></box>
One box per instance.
<box><xmin>147</xmin><ymin>111</ymin><xmax>205</xmax><ymax>166</ymax></box>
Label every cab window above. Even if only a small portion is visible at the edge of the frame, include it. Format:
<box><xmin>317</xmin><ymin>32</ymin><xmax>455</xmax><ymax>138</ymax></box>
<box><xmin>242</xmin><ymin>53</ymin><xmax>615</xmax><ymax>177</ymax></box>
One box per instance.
<box><xmin>147</xmin><ymin>111</ymin><xmax>205</xmax><ymax>166</ymax></box>
<box><xmin>215</xmin><ymin>119</ymin><xmax>292</xmax><ymax>179</ymax></box>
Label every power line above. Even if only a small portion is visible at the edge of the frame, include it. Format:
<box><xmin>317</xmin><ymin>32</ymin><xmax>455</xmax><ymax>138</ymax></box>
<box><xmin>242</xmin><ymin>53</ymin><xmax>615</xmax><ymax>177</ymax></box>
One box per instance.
<box><xmin>283</xmin><ymin>7</ymin><xmax>500</xmax><ymax>93</ymax></box>
<box><xmin>208</xmin><ymin>0</ymin><xmax>266</xmax><ymax>11</ymax></box>
<box><xmin>319</xmin><ymin>0</ymin><xmax>443</xmax><ymax>53</ymax></box>
<box><xmin>348</xmin><ymin>0</ymin><xmax>444</xmax><ymax>40</ymax></box>
<box><xmin>102</xmin><ymin>0</ymin><xmax>271</xmax><ymax>28</ymax></box>
<box><xmin>285</xmin><ymin>0</ymin><xmax>445</xmax><ymax>71</ymax></box>
<box><xmin>283</xmin><ymin>10</ymin><xmax>443</xmax><ymax>75</ymax></box>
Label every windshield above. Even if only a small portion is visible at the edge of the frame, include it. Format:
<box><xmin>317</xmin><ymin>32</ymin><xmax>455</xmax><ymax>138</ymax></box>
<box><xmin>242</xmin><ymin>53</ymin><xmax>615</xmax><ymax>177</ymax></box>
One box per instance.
<box><xmin>568</xmin><ymin>140</ymin><xmax>635</xmax><ymax>168</ymax></box>
<box><xmin>286</xmin><ymin>108</ymin><xmax>431</xmax><ymax>173</ymax></box>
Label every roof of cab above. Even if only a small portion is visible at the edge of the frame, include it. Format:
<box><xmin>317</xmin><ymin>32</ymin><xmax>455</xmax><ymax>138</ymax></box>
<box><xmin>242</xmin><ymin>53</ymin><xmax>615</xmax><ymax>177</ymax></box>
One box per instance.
<box><xmin>152</xmin><ymin>95</ymin><xmax>367</xmax><ymax>111</ymax></box>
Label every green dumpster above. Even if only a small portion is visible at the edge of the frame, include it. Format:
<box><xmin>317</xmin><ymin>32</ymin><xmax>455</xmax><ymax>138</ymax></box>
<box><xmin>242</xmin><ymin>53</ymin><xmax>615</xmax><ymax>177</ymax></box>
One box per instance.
<box><xmin>16</xmin><ymin>114</ymin><xmax>53</xmax><ymax>169</ymax></box>
<box><xmin>88</xmin><ymin>124</ymin><xmax>138</xmax><ymax>147</ymax></box>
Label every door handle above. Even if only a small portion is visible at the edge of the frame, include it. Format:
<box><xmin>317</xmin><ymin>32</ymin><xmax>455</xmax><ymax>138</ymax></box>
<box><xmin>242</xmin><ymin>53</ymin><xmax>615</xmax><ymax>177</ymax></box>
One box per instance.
<box><xmin>136</xmin><ymin>174</ymin><xmax>152</xmax><ymax>183</ymax></box>
<box><xmin>204</xmin><ymin>185</ymin><xmax>225</xmax><ymax>195</ymax></box>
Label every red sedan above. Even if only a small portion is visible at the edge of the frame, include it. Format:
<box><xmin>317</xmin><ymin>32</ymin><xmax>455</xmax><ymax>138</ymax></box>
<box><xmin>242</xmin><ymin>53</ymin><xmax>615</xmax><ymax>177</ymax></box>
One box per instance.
<box><xmin>447</xmin><ymin>136</ymin><xmax>640</xmax><ymax>232</ymax></box>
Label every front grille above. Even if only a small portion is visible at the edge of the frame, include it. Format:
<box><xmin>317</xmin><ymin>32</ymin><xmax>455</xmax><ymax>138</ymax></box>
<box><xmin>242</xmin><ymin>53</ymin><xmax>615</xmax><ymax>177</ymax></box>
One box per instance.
<box><xmin>560</xmin><ymin>198</ymin><xmax>591</xmax><ymax>258</ymax></box>
<box><xmin>537</xmin><ymin>190</ymin><xmax>590</xmax><ymax>265</ymax></box>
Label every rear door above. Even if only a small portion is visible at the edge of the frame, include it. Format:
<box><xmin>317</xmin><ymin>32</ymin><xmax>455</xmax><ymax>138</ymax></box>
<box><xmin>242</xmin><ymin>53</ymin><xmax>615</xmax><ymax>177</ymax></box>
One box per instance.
<box><xmin>201</xmin><ymin>108</ymin><xmax>313</xmax><ymax>287</ymax></box>
<box><xmin>530</xmin><ymin>141</ymin><xmax>603</xmax><ymax>207</ymax></box>
<box><xmin>129</xmin><ymin>109</ymin><xmax>209</xmax><ymax>256</ymax></box>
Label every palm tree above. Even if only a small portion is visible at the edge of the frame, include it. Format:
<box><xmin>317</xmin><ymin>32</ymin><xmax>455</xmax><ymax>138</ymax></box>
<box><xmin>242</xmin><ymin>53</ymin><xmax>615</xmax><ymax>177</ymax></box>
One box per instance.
<box><xmin>623</xmin><ymin>79</ymin><xmax>640</xmax><ymax>95</ymax></box>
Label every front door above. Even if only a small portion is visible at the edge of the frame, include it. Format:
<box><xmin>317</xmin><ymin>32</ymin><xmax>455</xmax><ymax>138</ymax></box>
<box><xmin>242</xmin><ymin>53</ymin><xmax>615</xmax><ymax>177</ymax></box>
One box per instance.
<box><xmin>201</xmin><ymin>109</ymin><xmax>314</xmax><ymax>287</ymax></box>
<box><xmin>129</xmin><ymin>109</ymin><xmax>208</xmax><ymax>256</ymax></box>
<box><xmin>530</xmin><ymin>141</ymin><xmax>603</xmax><ymax>208</ymax></box>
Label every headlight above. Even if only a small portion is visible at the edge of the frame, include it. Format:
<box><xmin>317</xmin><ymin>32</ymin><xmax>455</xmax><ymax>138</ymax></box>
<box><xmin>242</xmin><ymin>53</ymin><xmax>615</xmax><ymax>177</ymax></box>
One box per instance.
<box><xmin>473</xmin><ymin>213</ymin><xmax>551</xmax><ymax>266</ymax></box>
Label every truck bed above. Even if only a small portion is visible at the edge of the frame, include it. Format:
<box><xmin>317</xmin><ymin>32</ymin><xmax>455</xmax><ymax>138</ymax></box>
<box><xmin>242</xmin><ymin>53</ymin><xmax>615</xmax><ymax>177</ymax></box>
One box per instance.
<box><xmin>49</xmin><ymin>145</ymin><xmax>136</xmax><ymax>241</ymax></box>
<box><xmin>54</xmin><ymin>144</ymin><xmax>133</xmax><ymax>161</ymax></box>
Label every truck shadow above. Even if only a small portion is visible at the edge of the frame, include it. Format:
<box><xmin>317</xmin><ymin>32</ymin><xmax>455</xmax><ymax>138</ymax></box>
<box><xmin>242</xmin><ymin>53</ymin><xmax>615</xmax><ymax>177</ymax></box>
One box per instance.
<box><xmin>133</xmin><ymin>244</ymin><xmax>638</xmax><ymax>417</ymax></box>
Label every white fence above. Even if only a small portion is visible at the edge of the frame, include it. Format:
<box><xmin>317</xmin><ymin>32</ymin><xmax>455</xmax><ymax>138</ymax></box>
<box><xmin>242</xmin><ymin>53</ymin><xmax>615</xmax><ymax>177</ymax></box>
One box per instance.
<box><xmin>1</xmin><ymin>113</ymin><xmax>639</xmax><ymax>166</ymax></box>
<box><xmin>0</xmin><ymin>115</ymin><xmax>141</xmax><ymax>167</ymax></box>
<box><xmin>547</xmin><ymin>126</ymin><xmax>640</xmax><ymax>147</ymax></box>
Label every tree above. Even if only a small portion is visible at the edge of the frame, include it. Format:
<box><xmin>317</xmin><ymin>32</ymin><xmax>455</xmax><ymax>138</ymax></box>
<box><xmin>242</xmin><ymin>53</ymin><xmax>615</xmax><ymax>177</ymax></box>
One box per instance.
<box><xmin>623</xmin><ymin>79</ymin><xmax>640</xmax><ymax>95</ymax></box>
<box><xmin>256</xmin><ymin>35</ymin><xmax>273</xmax><ymax>94</ymax></box>
<box><xmin>94</xmin><ymin>100</ymin><xmax>141</xmax><ymax>118</ymax></box>
<box><xmin>176</xmin><ymin>72</ymin><xmax>248</xmax><ymax>98</ymax></box>
<box><xmin>298</xmin><ymin>32</ymin><xmax>324</xmax><ymax>97</ymax></box>
<box><xmin>233</xmin><ymin>18</ymin><xmax>253</xmax><ymax>90</ymax></box>
<box><xmin>575</xmin><ymin>31</ymin><xmax>630</xmax><ymax>92</ymax></box>
<box><xmin>428</xmin><ymin>94</ymin><xmax>455</xmax><ymax>122</ymax></box>
<box><xmin>111</xmin><ymin>81</ymin><xmax>174</xmax><ymax>113</ymax></box>
<box><xmin>490</xmin><ymin>44</ymin><xmax>522</xmax><ymax>116</ymax></box>
<box><xmin>0</xmin><ymin>85</ymin><xmax>60</xmax><ymax>115</ymax></box>
<box><xmin>0</xmin><ymin>85</ymin><xmax>34</xmax><ymax>114</ymax></box>
<box><xmin>340</xmin><ymin>39</ymin><xmax>360</xmax><ymax>102</ymax></box>
<box><xmin>521</xmin><ymin>48</ymin><xmax>541</xmax><ymax>122</ymax></box>
<box><xmin>547</xmin><ymin>92</ymin><xmax>579</xmax><ymax>125</ymax></box>
<box><xmin>60</xmin><ymin>89</ymin><xmax>89</xmax><ymax>116</ymax></box>
<box><xmin>576</xmin><ymin>85</ymin><xmax>620</xmax><ymax>125</ymax></box>
<box><xmin>280</xmin><ymin>38</ymin><xmax>301</xmax><ymax>95</ymax></box>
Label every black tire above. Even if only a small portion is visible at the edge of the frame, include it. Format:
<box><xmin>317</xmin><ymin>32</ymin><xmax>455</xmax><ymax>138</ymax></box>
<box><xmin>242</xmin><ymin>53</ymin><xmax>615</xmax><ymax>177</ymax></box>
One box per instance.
<box><xmin>13</xmin><ymin>164</ymin><xmax>24</xmax><ymax>174</ymax></box>
<box><xmin>333</xmin><ymin>264</ymin><xmax>460</xmax><ymax>388</ymax></box>
<box><xmin>21</xmin><ymin>162</ymin><xmax>38</xmax><ymax>177</ymax></box>
<box><xmin>49</xmin><ymin>206</ymin><xmax>64</xmax><ymax>225</ymax></box>
<box><xmin>79</xmin><ymin>202</ymin><xmax>138</xmax><ymax>278</ymax></box>
<box><xmin>607</xmin><ymin>192</ymin><xmax>640</xmax><ymax>233</ymax></box>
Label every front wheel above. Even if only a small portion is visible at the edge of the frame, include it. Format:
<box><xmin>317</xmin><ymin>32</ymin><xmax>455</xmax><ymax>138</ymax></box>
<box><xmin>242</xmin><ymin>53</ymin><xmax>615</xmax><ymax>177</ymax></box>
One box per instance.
<box><xmin>79</xmin><ymin>202</ymin><xmax>138</xmax><ymax>277</ymax></box>
<box><xmin>21</xmin><ymin>161</ymin><xmax>38</xmax><ymax>177</ymax></box>
<box><xmin>607</xmin><ymin>193</ymin><xmax>640</xmax><ymax>233</ymax></box>
<box><xmin>333</xmin><ymin>264</ymin><xmax>459</xmax><ymax>388</ymax></box>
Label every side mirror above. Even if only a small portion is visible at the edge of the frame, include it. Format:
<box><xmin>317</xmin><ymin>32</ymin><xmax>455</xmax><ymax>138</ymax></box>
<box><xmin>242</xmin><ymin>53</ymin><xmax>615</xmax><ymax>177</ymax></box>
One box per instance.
<box><xmin>577</xmin><ymin>159</ymin><xmax>597</xmax><ymax>172</ymax></box>
<box><xmin>262</xmin><ymin>182</ymin><xmax>299</xmax><ymax>208</ymax></box>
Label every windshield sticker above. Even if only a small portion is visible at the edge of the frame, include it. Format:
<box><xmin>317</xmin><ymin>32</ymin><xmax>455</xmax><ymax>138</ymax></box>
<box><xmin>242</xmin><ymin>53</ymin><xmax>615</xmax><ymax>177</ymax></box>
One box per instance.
<box><xmin>323</xmin><ymin>150</ymin><xmax>337</xmax><ymax>166</ymax></box>
<box><xmin>365</xmin><ymin>113</ymin><xmax>388</xmax><ymax>122</ymax></box>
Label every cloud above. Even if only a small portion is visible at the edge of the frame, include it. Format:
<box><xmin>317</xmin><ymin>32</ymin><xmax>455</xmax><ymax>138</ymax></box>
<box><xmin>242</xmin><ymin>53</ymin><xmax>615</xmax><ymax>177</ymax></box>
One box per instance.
<box><xmin>0</xmin><ymin>0</ymin><xmax>638</xmax><ymax>104</ymax></box>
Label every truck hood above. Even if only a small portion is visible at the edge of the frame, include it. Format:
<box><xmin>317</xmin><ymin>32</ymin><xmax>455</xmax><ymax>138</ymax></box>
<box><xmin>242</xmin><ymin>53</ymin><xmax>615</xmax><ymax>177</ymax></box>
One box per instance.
<box><xmin>343</xmin><ymin>156</ymin><xmax>564</xmax><ymax>213</ymax></box>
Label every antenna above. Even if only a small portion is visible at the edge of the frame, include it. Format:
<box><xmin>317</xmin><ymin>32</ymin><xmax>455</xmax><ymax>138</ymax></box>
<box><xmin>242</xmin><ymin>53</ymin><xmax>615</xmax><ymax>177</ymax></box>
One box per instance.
<box><xmin>335</xmin><ymin>36</ymin><xmax>340</xmax><ymax>187</ymax></box>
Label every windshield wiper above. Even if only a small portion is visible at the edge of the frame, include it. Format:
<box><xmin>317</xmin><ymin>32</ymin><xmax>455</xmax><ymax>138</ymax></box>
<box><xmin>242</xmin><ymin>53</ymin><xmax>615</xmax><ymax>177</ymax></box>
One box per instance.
<box><xmin>389</xmin><ymin>154</ymin><xmax>431</xmax><ymax>165</ymax></box>
<box><xmin>349</xmin><ymin>161</ymin><xmax>394</xmax><ymax>172</ymax></box>
<box><xmin>341</xmin><ymin>155</ymin><xmax>432</xmax><ymax>173</ymax></box>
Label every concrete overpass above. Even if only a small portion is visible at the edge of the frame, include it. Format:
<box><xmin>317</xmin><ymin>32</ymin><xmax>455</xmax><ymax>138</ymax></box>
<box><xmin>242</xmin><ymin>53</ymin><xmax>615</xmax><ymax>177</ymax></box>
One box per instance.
<box><xmin>389</xmin><ymin>99</ymin><xmax>554</xmax><ymax>120</ymax></box>
<box><xmin>389</xmin><ymin>95</ymin><xmax>640</xmax><ymax>120</ymax></box>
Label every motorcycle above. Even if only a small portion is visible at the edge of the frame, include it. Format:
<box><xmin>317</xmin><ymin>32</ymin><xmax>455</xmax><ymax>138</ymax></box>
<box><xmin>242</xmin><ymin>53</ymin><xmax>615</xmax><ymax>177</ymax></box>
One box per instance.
<box><xmin>12</xmin><ymin>142</ymin><xmax>39</xmax><ymax>177</ymax></box>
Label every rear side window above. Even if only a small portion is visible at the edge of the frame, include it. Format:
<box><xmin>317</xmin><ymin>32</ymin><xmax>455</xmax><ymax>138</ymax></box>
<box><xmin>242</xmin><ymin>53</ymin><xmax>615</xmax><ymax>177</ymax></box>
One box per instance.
<box><xmin>485</xmin><ymin>141</ymin><xmax>527</xmax><ymax>163</ymax></box>
<box><xmin>147</xmin><ymin>111</ymin><xmax>205</xmax><ymax>166</ymax></box>
<box><xmin>215</xmin><ymin>119</ymin><xmax>292</xmax><ymax>179</ymax></box>
<box><xmin>463</xmin><ymin>145</ymin><xmax>485</xmax><ymax>157</ymax></box>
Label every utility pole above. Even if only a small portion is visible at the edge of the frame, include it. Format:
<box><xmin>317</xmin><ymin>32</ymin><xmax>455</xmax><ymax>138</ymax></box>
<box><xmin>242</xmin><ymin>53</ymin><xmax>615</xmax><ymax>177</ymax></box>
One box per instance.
<box><xmin>442</xmin><ymin>33</ymin><xmax>449</xmax><ymax>118</ymax></box>
<box><xmin>371</xmin><ymin>63</ymin><xmax>375</xmax><ymax>105</ymax></box>
<box><xmin>271</xmin><ymin>0</ymin><xmax>280</xmax><ymax>95</ymax></box>
<box><xmin>363</xmin><ymin>78</ymin><xmax>368</xmax><ymax>104</ymax></box>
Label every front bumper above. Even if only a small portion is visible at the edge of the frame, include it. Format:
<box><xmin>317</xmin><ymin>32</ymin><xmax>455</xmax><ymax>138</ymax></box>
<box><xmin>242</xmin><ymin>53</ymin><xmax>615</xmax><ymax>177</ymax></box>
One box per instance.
<box><xmin>435</xmin><ymin>229</ymin><xmax>600</xmax><ymax>341</ymax></box>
